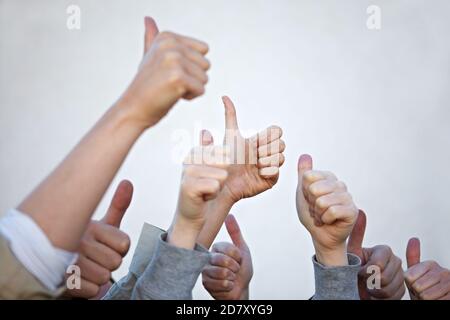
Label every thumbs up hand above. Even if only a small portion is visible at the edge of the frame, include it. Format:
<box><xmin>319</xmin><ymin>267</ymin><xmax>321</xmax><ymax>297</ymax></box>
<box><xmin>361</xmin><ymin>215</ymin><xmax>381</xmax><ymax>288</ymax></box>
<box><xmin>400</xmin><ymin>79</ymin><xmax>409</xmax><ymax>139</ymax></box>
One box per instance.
<box><xmin>66</xmin><ymin>180</ymin><xmax>133</xmax><ymax>299</ymax></box>
<box><xmin>202</xmin><ymin>215</ymin><xmax>253</xmax><ymax>300</ymax></box>
<box><xmin>348</xmin><ymin>211</ymin><xmax>405</xmax><ymax>300</ymax></box>
<box><xmin>296</xmin><ymin>154</ymin><xmax>358</xmax><ymax>266</ymax></box>
<box><xmin>405</xmin><ymin>238</ymin><xmax>450</xmax><ymax>300</ymax></box>
<box><xmin>218</xmin><ymin>96</ymin><xmax>285</xmax><ymax>203</ymax></box>
<box><xmin>119</xmin><ymin>16</ymin><xmax>210</xmax><ymax>129</ymax></box>
<box><xmin>168</xmin><ymin>131</ymin><xmax>230</xmax><ymax>250</ymax></box>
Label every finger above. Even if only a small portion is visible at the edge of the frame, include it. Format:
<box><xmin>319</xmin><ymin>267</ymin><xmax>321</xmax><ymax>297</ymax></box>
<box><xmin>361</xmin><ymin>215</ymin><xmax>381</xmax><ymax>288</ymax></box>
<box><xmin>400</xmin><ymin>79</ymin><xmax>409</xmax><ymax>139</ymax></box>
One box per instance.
<box><xmin>258</xmin><ymin>153</ymin><xmax>285</xmax><ymax>168</ymax></box>
<box><xmin>212</xmin><ymin>241</ymin><xmax>242</xmax><ymax>264</ymax></box>
<box><xmin>421</xmin><ymin>282</ymin><xmax>450</xmax><ymax>300</ymax></box>
<box><xmin>379</xmin><ymin>254</ymin><xmax>403</xmax><ymax>286</ymax></box>
<box><xmin>200</xmin><ymin>129</ymin><xmax>214</xmax><ymax>146</ymax></box>
<box><xmin>81</xmin><ymin>240</ymin><xmax>123</xmax><ymax>271</ymax></box>
<box><xmin>314</xmin><ymin>192</ymin><xmax>353</xmax><ymax>218</ymax></box>
<box><xmin>203</xmin><ymin>265</ymin><xmax>236</xmax><ymax>281</ymax></box>
<box><xmin>66</xmin><ymin>279</ymin><xmax>100</xmax><ymax>299</ymax></box>
<box><xmin>257</xmin><ymin>139</ymin><xmax>285</xmax><ymax>158</ymax></box>
<box><xmin>298</xmin><ymin>154</ymin><xmax>313</xmax><ymax>182</ymax></box>
<box><xmin>225</xmin><ymin>214</ymin><xmax>248</xmax><ymax>250</ymax></box>
<box><xmin>255</xmin><ymin>125</ymin><xmax>283</xmax><ymax>147</ymax></box>
<box><xmin>185</xmin><ymin>146</ymin><xmax>230</xmax><ymax>167</ymax></box>
<box><xmin>183</xmin><ymin>59</ymin><xmax>208</xmax><ymax>84</ymax></box>
<box><xmin>184</xmin><ymin>165</ymin><xmax>228</xmax><ymax>182</ymax></box>
<box><xmin>93</xmin><ymin>223</ymin><xmax>130</xmax><ymax>256</ymax></box>
<box><xmin>369</xmin><ymin>267</ymin><xmax>404</xmax><ymax>299</ymax></box>
<box><xmin>363</xmin><ymin>245</ymin><xmax>392</xmax><ymax>273</ymax></box>
<box><xmin>210</xmin><ymin>252</ymin><xmax>240</xmax><ymax>273</ymax></box>
<box><xmin>181</xmin><ymin>73</ymin><xmax>205</xmax><ymax>100</ymax></box>
<box><xmin>320</xmin><ymin>204</ymin><xmax>355</xmax><ymax>225</ymax></box>
<box><xmin>406</xmin><ymin>237</ymin><xmax>421</xmax><ymax>268</ymax></box>
<box><xmin>76</xmin><ymin>255</ymin><xmax>111</xmax><ymax>285</ymax></box>
<box><xmin>405</xmin><ymin>261</ymin><xmax>435</xmax><ymax>284</ymax></box>
<box><xmin>101</xmin><ymin>180</ymin><xmax>133</xmax><ymax>228</ymax></box>
<box><xmin>348</xmin><ymin>210</ymin><xmax>367</xmax><ymax>254</ymax></box>
<box><xmin>177</xmin><ymin>34</ymin><xmax>209</xmax><ymax>54</ymax></box>
<box><xmin>308</xmin><ymin>179</ymin><xmax>347</xmax><ymax>199</ymax></box>
<box><xmin>411</xmin><ymin>268</ymin><xmax>441</xmax><ymax>294</ymax></box>
<box><xmin>222</xmin><ymin>96</ymin><xmax>239</xmax><ymax>130</ymax></box>
<box><xmin>181</xmin><ymin>46</ymin><xmax>211</xmax><ymax>70</ymax></box>
<box><xmin>259</xmin><ymin>166</ymin><xmax>279</xmax><ymax>178</ymax></box>
<box><xmin>202</xmin><ymin>274</ymin><xmax>234</xmax><ymax>292</ymax></box>
<box><xmin>143</xmin><ymin>16</ymin><xmax>159</xmax><ymax>54</ymax></box>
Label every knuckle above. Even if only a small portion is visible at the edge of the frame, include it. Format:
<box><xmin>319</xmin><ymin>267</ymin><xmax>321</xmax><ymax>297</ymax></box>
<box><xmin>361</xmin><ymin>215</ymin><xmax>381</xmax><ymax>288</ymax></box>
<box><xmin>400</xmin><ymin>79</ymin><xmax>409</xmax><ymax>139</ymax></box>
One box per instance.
<box><xmin>164</xmin><ymin>50</ymin><xmax>183</xmax><ymax>64</ymax></box>
<box><xmin>120</xmin><ymin>234</ymin><xmax>131</xmax><ymax>255</ymax></box>
<box><xmin>315</xmin><ymin>197</ymin><xmax>326</xmax><ymax>209</ymax></box>
<box><xmin>336</xmin><ymin>180</ymin><xmax>347</xmax><ymax>190</ymax></box>
<box><xmin>110</xmin><ymin>255</ymin><xmax>123</xmax><ymax>270</ymax></box>
<box><xmin>100</xmin><ymin>270</ymin><xmax>112</xmax><ymax>284</ymax></box>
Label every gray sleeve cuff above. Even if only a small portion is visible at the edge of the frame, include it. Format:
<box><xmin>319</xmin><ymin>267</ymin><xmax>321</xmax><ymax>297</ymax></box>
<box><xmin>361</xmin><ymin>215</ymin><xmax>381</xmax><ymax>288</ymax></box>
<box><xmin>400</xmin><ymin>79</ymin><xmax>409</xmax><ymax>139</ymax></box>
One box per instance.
<box><xmin>312</xmin><ymin>253</ymin><xmax>361</xmax><ymax>300</ymax></box>
<box><xmin>103</xmin><ymin>223</ymin><xmax>165</xmax><ymax>300</ymax></box>
<box><xmin>131</xmin><ymin>232</ymin><xmax>210</xmax><ymax>300</ymax></box>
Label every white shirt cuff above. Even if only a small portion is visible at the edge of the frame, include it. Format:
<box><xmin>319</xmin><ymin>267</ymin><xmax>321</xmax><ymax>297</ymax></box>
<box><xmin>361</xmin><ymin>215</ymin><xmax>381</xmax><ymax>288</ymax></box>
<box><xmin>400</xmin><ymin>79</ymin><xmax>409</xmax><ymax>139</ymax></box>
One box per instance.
<box><xmin>0</xmin><ymin>208</ymin><xmax>78</xmax><ymax>291</ymax></box>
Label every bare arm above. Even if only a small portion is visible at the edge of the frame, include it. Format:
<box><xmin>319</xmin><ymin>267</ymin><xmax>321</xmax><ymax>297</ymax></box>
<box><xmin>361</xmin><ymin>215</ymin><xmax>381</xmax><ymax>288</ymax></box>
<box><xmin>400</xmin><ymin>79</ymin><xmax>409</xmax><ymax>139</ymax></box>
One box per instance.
<box><xmin>17</xmin><ymin>17</ymin><xmax>210</xmax><ymax>251</ymax></box>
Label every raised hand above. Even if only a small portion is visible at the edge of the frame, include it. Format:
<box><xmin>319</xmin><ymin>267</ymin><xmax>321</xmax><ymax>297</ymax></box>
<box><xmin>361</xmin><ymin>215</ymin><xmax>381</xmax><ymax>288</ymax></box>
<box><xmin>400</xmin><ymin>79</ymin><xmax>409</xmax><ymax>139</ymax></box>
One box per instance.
<box><xmin>196</xmin><ymin>97</ymin><xmax>285</xmax><ymax>248</ymax></box>
<box><xmin>405</xmin><ymin>238</ymin><xmax>450</xmax><ymax>300</ymax></box>
<box><xmin>348</xmin><ymin>211</ymin><xmax>405</xmax><ymax>300</ymax></box>
<box><xmin>120</xmin><ymin>16</ymin><xmax>210</xmax><ymax>128</ymax></box>
<box><xmin>219</xmin><ymin>96</ymin><xmax>285</xmax><ymax>203</ymax></box>
<box><xmin>168</xmin><ymin>132</ymin><xmax>230</xmax><ymax>249</ymax></box>
<box><xmin>66</xmin><ymin>180</ymin><xmax>133</xmax><ymax>299</ymax></box>
<box><xmin>297</xmin><ymin>154</ymin><xmax>358</xmax><ymax>266</ymax></box>
<box><xmin>202</xmin><ymin>215</ymin><xmax>253</xmax><ymax>300</ymax></box>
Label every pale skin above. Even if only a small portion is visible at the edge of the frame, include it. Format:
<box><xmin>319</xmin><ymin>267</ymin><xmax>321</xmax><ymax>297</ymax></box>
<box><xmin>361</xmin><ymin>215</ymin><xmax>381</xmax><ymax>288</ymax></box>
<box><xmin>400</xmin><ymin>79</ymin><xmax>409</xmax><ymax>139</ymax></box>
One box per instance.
<box><xmin>348</xmin><ymin>211</ymin><xmax>405</xmax><ymax>300</ymax></box>
<box><xmin>202</xmin><ymin>214</ymin><xmax>253</xmax><ymax>300</ymax></box>
<box><xmin>296</xmin><ymin>154</ymin><xmax>358</xmax><ymax>267</ymax></box>
<box><xmin>197</xmin><ymin>96</ymin><xmax>286</xmax><ymax>249</ymax></box>
<box><xmin>167</xmin><ymin>133</ymin><xmax>231</xmax><ymax>250</ymax></box>
<box><xmin>405</xmin><ymin>237</ymin><xmax>450</xmax><ymax>300</ymax></box>
<box><xmin>17</xmin><ymin>17</ymin><xmax>210</xmax><ymax>251</ymax></box>
<box><xmin>65</xmin><ymin>180</ymin><xmax>133</xmax><ymax>299</ymax></box>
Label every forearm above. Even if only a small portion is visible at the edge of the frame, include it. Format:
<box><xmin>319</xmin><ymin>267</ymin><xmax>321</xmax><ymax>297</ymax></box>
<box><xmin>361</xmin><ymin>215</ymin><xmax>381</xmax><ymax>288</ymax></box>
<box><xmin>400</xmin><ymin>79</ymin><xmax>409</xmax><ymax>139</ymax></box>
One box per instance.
<box><xmin>197</xmin><ymin>194</ymin><xmax>234</xmax><ymax>249</ymax></box>
<box><xmin>18</xmin><ymin>102</ymin><xmax>146</xmax><ymax>251</ymax></box>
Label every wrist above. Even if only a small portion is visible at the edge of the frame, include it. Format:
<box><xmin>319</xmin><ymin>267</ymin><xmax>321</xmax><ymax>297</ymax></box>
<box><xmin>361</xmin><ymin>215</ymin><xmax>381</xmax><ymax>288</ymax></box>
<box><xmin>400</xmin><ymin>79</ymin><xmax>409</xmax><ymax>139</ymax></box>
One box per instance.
<box><xmin>168</xmin><ymin>214</ymin><xmax>205</xmax><ymax>250</ymax></box>
<box><xmin>217</xmin><ymin>189</ymin><xmax>239</xmax><ymax>207</ymax></box>
<box><xmin>313</xmin><ymin>242</ymin><xmax>348</xmax><ymax>267</ymax></box>
<box><xmin>113</xmin><ymin>95</ymin><xmax>158</xmax><ymax>131</ymax></box>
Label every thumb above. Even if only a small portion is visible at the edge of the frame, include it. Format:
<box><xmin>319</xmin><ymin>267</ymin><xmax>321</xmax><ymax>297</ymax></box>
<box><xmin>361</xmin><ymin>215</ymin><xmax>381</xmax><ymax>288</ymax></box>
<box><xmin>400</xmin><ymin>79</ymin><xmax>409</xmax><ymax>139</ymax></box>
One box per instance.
<box><xmin>200</xmin><ymin>129</ymin><xmax>214</xmax><ymax>146</ymax></box>
<box><xmin>406</xmin><ymin>237</ymin><xmax>421</xmax><ymax>268</ymax></box>
<box><xmin>101</xmin><ymin>180</ymin><xmax>134</xmax><ymax>228</ymax></box>
<box><xmin>143</xmin><ymin>16</ymin><xmax>159</xmax><ymax>55</ymax></box>
<box><xmin>222</xmin><ymin>96</ymin><xmax>239</xmax><ymax>131</ymax></box>
<box><xmin>225</xmin><ymin>214</ymin><xmax>247</xmax><ymax>249</ymax></box>
<box><xmin>297</xmin><ymin>154</ymin><xmax>313</xmax><ymax>183</ymax></box>
<box><xmin>348</xmin><ymin>210</ymin><xmax>367</xmax><ymax>253</ymax></box>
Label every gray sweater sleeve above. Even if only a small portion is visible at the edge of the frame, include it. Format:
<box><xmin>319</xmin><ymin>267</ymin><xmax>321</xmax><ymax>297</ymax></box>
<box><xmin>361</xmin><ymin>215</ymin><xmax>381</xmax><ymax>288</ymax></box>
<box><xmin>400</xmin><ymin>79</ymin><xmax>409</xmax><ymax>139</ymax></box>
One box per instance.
<box><xmin>312</xmin><ymin>253</ymin><xmax>361</xmax><ymax>300</ymax></box>
<box><xmin>131</xmin><ymin>232</ymin><xmax>210</xmax><ymax>300</ymax></box>
<box><xmin>102</xmin><ymin>223</ymin><xmax>164</xmax><ymax>300</ymax></box>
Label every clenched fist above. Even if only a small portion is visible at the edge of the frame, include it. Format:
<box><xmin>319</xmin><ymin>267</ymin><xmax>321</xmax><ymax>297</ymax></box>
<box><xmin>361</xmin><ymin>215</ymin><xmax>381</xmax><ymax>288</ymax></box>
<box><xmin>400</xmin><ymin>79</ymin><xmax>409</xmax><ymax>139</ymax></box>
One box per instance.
<box><xmin>296</xmin><ymin>154</ymin><xmax>358</xmax><ymax>266</ymax></box>
<box><xmin>348</xmin><ymin>211</ymin><xmax>405</xmax><ymax>300</ymax></box>
<box><xmin>66</xmin><ymin>180</ymin><xmax>133</xmax><ymax>299</ymax></box>
<box><xmin>120</xmin><ymin>17</ymin><xmax>210</xmax><ymax>128</ymax></box>
<box><xmin>405</xmin><ymin>238</ymin><xmax>450</xmax><ymax>300</ymax></box>
<box><xmin>168</xmin><ymin>132</ymin><xmax>230</xmax><ymax>249</ymax></box>
<box><xmin>202</xmin><ymin>215</ymin><xmax>253</xmax><ymax>300</ymax></box>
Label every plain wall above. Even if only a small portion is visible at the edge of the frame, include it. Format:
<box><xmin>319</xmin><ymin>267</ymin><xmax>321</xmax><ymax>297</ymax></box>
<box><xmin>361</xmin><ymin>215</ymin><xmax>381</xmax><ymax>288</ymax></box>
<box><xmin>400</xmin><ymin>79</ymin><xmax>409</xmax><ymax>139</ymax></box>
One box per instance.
<box><xmin>1</xmin><ymin>0</ymin><xmax>449</xmax><ymax>299</ymax></box>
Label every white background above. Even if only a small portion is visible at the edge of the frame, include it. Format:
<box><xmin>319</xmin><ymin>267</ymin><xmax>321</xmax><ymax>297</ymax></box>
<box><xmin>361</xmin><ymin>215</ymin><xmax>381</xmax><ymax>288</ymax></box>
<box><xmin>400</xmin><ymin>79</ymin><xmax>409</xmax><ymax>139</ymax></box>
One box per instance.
<box><xmin>1</xmin><ymin>0</ymin><xmax>450</xmax><ymax>299</ymax></box>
